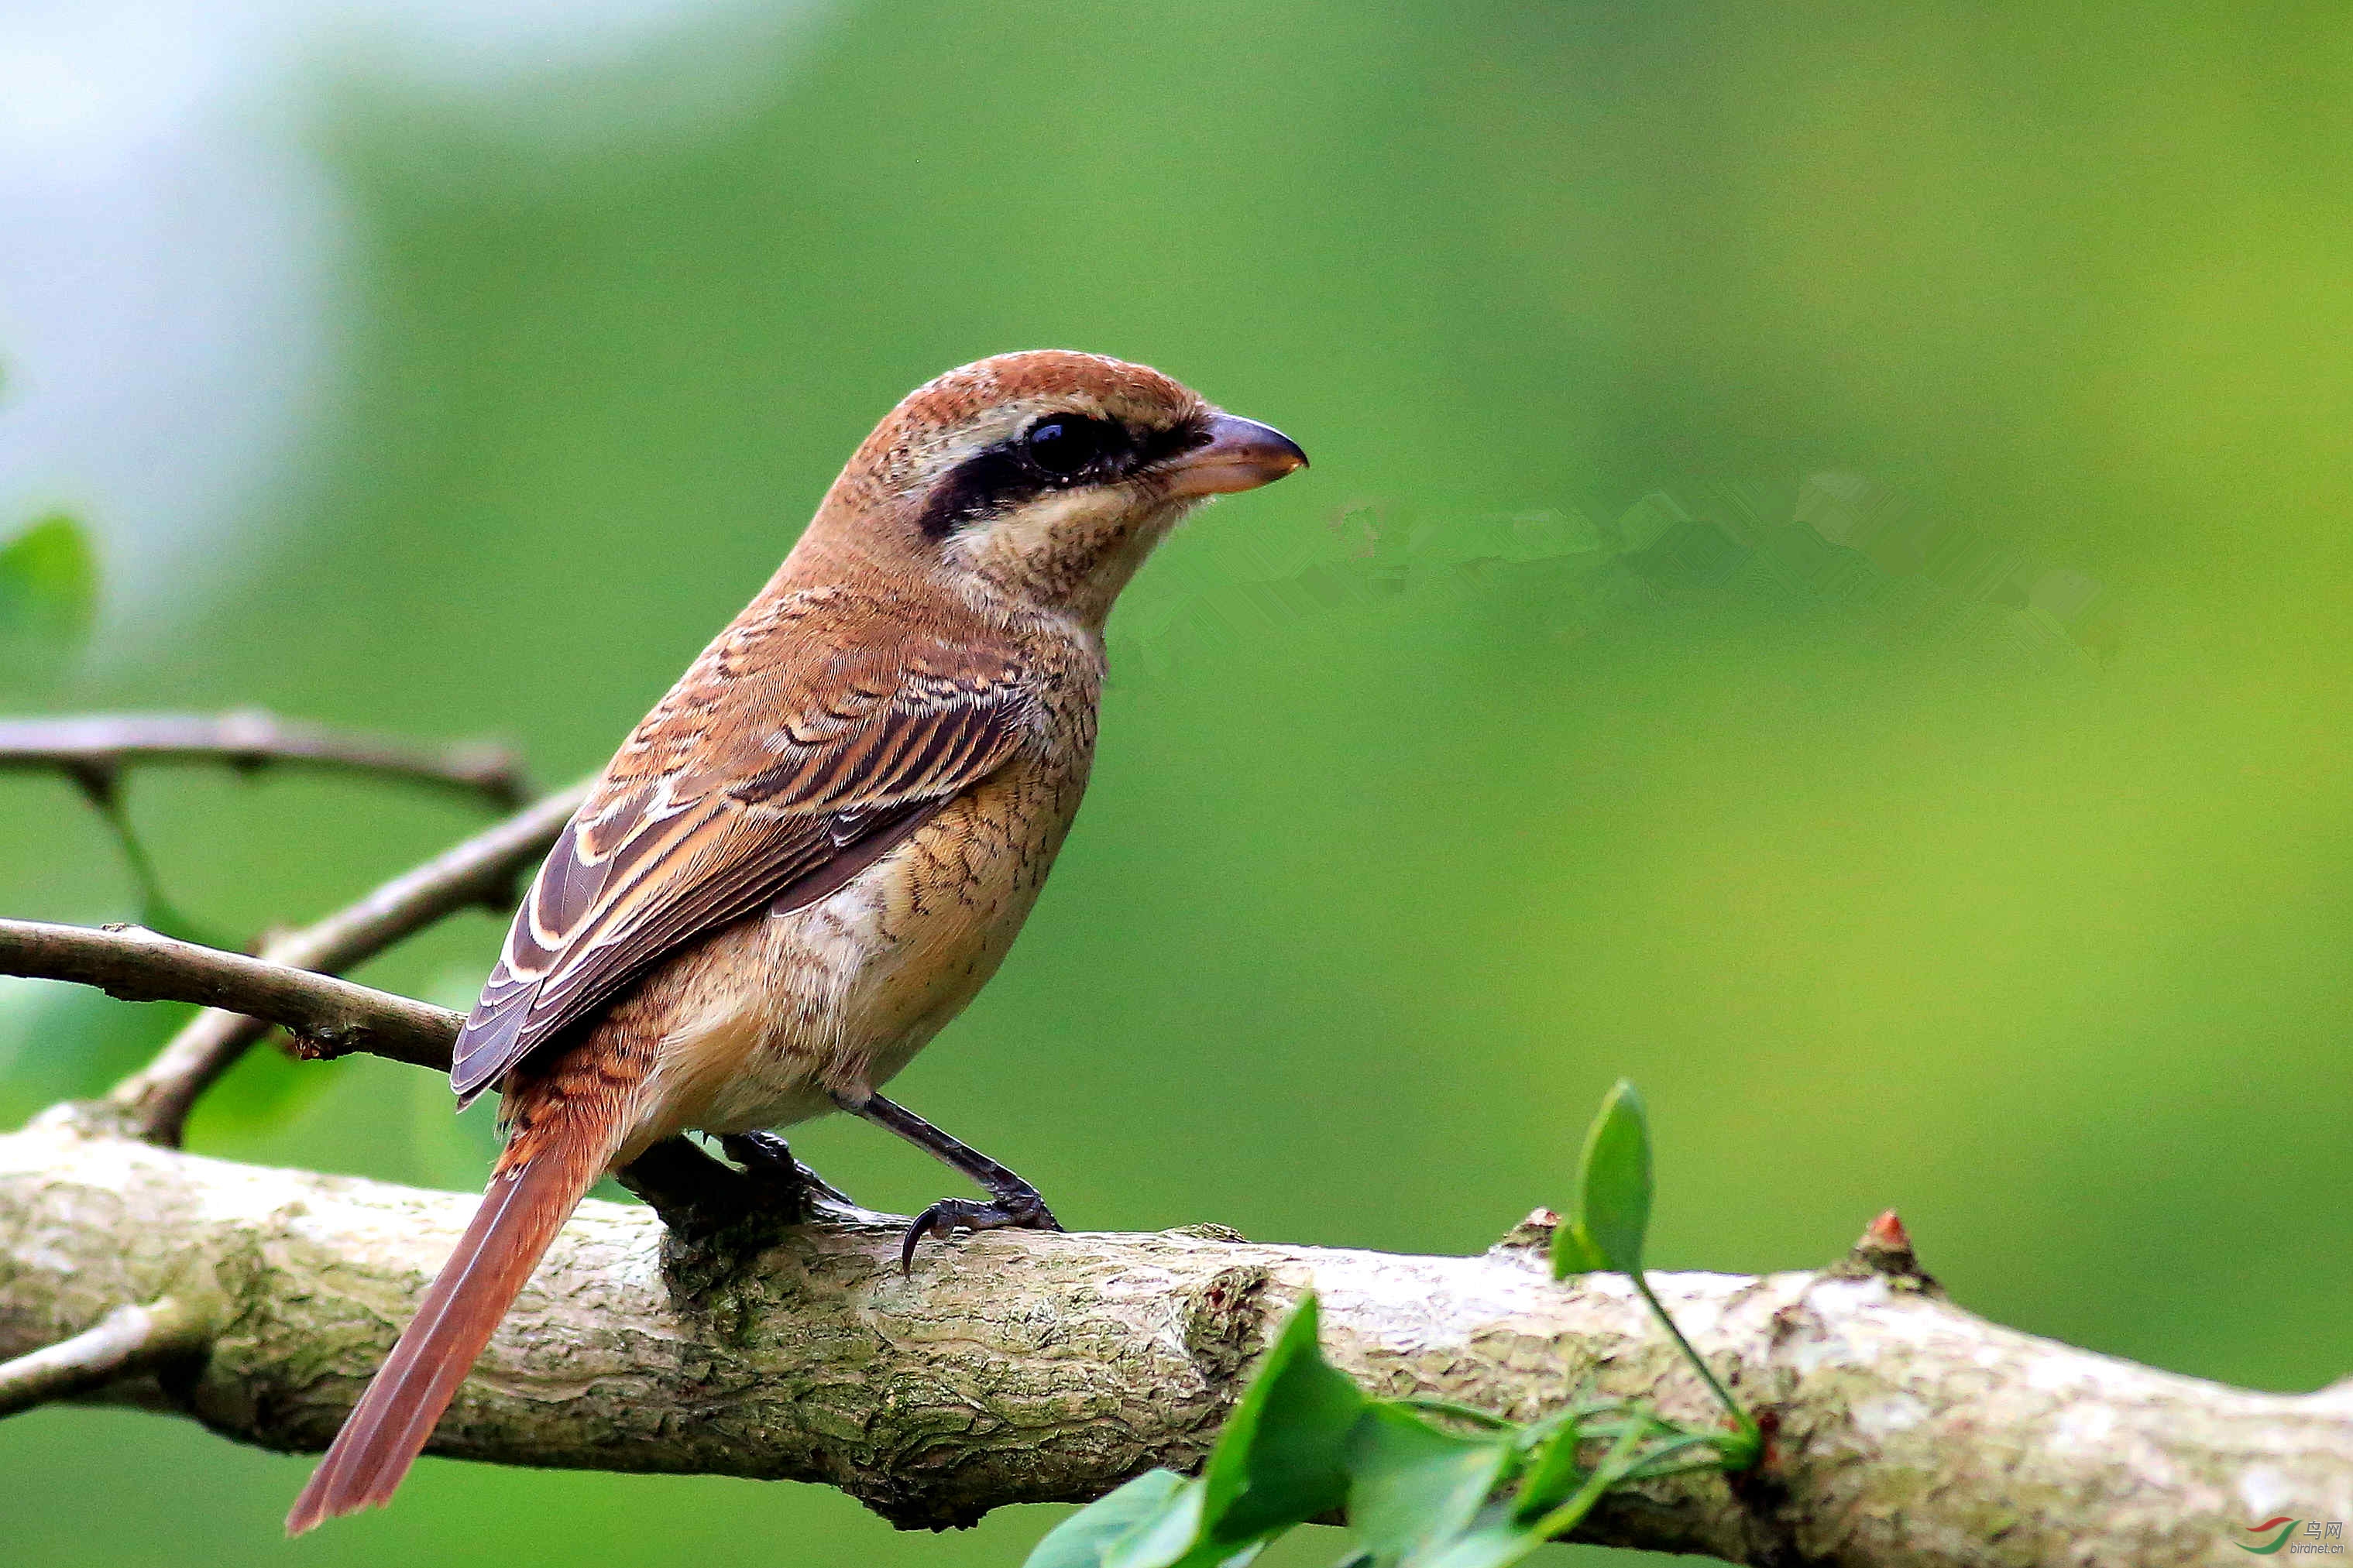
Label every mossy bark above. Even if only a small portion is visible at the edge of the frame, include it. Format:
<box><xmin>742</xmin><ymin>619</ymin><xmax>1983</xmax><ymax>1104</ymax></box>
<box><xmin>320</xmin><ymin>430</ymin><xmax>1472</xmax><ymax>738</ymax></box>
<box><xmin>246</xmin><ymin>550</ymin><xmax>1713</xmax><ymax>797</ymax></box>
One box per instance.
<box><xmin>2</xmin><ymin>1108</ymin><xmax>2346</xmax><ymax>1566</ymax></box>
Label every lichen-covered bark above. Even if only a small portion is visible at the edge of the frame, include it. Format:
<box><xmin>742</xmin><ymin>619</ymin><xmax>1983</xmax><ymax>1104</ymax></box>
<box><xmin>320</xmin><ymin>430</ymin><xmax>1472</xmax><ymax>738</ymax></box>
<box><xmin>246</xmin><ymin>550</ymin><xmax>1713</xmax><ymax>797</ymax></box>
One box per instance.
<box><xmin>2</xmin><ymin>1107</ymin><xmax>2347</xmax><ymax>1566</ymax></box>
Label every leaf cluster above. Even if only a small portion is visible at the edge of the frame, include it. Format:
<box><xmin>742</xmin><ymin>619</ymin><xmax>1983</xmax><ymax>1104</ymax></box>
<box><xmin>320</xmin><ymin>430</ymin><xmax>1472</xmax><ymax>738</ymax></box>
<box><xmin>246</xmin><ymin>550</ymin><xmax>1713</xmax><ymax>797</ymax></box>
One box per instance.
<box><xmin>1025</xmin><ymin>1080</ymin><xmax>1759</xmax><ymax>1568</ymax></box>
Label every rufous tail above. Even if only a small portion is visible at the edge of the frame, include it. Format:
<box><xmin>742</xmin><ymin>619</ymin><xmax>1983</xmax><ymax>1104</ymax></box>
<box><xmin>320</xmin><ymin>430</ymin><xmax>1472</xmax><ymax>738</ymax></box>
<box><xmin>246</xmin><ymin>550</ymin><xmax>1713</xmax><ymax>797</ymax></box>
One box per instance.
<box><xmin>285</xmin><ymin>1127</ymin><xmax>607</xmax><ymax>1535</ymax></box>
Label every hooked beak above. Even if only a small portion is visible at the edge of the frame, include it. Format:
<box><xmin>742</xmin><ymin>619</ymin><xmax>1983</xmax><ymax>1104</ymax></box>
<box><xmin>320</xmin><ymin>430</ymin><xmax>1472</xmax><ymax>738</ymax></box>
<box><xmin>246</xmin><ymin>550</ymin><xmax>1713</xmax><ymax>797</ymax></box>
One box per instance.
<box><xmin>1161</xmin><ymin>412</ymin><xmax>1309</xmax><ymax>498</ymax></box>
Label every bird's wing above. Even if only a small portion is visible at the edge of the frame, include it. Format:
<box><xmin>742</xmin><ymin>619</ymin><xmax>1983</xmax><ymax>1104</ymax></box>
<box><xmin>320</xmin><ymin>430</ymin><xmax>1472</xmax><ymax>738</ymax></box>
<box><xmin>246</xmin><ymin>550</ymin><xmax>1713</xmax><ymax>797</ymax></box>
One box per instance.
<box><xmin>451</xmin><ymin>598</ymin><xmax>1034</xmax><ymax>1103</ymax></box>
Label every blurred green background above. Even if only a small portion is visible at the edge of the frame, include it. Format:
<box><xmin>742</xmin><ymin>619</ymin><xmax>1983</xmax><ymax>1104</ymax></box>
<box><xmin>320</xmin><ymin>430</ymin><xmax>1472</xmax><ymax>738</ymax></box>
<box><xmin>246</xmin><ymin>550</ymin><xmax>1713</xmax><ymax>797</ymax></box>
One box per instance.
<box><xmin>3</xmin><ymin>3</ymin><xmax>2349</xmax><ymax>1564</ymax></box>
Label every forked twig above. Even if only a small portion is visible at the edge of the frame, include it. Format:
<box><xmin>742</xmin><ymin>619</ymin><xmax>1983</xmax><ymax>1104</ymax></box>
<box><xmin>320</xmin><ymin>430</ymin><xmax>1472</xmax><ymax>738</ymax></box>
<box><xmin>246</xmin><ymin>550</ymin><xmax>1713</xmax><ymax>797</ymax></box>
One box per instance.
<box><xmin>99</xmin><ymin>781</ymin><xmax>586</xmax><ymax>1143</ymax></box>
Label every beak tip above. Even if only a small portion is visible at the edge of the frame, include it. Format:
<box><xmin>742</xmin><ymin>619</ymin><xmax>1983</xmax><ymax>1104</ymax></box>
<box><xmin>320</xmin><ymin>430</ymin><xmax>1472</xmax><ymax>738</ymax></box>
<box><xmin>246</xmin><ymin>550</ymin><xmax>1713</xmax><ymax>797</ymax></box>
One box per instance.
<box><xmin>1256</xmin><ymin>422</ymin><xmax>1310</xmax><ymax>475</ymax></box>
<box><xmin>1171</xmin><ymin>412</ymin><xmax>1309</xmax><ymax>496</ymax></box>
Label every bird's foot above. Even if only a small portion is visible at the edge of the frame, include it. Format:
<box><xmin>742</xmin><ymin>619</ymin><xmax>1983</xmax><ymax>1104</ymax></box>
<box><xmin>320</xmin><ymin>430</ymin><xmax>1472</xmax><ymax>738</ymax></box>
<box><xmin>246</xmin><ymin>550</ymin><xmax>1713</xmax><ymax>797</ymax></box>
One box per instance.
<box><xmin>619</xmin><ymin>1134</ymin><xmax>871</xmax><ymax>1236</ymax></box>
<box><xmin>616</xmin><ymin>1137</ymin><xmax>754</xmax><ymax>1235</ymax></box>
<box><xmin>830</xmin><ymin>1090</ymin><xmax>1067</xmax><ymax>1271</ymax></box>
<box><xmin>718</xmin><ymin>1131</ymin><xmax>865</xmax><ymax>1221</ymax></box>
<box><xmin>900</xmin><ymin>1187</ymin><xmax>1062</xmax><ymax>1273</ymax></box>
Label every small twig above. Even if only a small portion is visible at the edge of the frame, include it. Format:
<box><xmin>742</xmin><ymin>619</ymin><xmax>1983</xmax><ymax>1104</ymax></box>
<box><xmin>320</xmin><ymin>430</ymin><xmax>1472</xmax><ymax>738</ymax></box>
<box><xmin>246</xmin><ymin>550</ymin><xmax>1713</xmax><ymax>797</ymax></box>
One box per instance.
<box><xmin>82</xmin><ymin>786</ymin><xmax>184</xmax><ymax>931</ymax></box>
<box><xmin>0</xmin><ymin>1298</ymin><xmax>214</xmax><ymax>1419</ymax></box>
<box><xmin>0</xmin><ymin>710</ymin><xmax>533</xmax><ymax>808</ymax></box>
<box><xmin>100</xmin><ymin>781</ymin><xmax>586</xmax><ymax>1144</ymax></box>
<box><xmin>0</xmin><ymin>919</ymin><xmax>461</xmax><ymax>1076</ymax></box>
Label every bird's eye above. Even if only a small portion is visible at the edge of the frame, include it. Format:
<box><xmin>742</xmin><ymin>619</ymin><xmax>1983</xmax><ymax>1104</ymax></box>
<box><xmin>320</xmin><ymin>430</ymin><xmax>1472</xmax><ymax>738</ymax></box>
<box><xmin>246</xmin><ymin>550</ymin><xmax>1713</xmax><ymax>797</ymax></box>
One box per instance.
<box><xmin>1024</xmin><ymin>416</ymin><xmax>1108</xmax><ymax>476</ymax></box>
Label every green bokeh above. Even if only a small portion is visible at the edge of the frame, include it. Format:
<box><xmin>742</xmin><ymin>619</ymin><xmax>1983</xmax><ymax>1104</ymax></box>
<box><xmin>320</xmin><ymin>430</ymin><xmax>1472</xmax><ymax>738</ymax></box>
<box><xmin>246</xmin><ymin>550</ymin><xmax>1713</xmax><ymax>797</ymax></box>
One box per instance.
<box><xmin>5</xmin><ymin>4</ymin><xmax>2349</xmax><ymax>1565</ymax></box>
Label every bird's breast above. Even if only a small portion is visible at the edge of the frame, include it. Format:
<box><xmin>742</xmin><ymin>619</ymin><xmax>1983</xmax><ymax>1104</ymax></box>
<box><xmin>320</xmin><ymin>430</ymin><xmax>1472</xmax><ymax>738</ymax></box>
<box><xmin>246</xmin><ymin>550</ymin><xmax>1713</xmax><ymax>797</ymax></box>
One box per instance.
<box><xmin>637</xmin><ymin>747</ymin><xmax>1090</xmax><ymax>1141</ymax></box>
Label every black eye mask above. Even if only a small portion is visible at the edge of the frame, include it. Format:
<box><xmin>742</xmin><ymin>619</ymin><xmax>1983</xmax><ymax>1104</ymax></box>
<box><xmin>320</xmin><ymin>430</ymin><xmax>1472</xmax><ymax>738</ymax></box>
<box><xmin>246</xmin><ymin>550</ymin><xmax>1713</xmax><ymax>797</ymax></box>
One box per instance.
<box><xmin>915</xmin><ymin>413</ymin><xmax>1211</xmax><ymax>538</ymax></box>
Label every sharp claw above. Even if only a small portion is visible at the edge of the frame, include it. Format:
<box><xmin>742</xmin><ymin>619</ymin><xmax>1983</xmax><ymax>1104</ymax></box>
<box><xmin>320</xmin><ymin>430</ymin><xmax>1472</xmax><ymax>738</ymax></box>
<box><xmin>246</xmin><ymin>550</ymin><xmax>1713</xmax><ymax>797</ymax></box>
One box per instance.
<box><xmin>899</xmin><ymin>1208</ymin><xmax>942</xmax><ymax>1274</ymax></box>
<box><xmin>896</xmin><ymin>1192</ymin><xmax>1060</xmax><ymax>1273</ymax></box>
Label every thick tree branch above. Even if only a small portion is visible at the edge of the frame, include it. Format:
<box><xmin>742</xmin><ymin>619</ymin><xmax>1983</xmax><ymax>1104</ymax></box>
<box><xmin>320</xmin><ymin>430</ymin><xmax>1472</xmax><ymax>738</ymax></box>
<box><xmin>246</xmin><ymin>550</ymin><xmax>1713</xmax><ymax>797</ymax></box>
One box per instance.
<box><xmin>0</xmin><ymin>781</ymin><xmax>2342</xmax><ymax>1563</ymax></box>
<box><xmin>0</xmin><ymin>711</ymin><xmax>531</xmax><ymax>808</ymax></box>
<box><xmin>2</xmin><ymin>1110</ymin><xmax>2345</xmax><ymax>1567</ymax></box>
<box><xmin>100</xmin><ymin>781</ymin><xmax>585</xmax><ymax>1144</ymax></box>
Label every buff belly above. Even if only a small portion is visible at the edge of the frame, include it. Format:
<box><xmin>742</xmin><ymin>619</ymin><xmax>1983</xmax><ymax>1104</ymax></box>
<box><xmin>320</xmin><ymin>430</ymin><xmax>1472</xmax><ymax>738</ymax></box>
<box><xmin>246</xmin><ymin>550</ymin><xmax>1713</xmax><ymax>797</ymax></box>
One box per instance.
<box><xmin>618</xmin><ymin>767</ymin><xmax>1076</xmax><ymax>1157</ymax></box>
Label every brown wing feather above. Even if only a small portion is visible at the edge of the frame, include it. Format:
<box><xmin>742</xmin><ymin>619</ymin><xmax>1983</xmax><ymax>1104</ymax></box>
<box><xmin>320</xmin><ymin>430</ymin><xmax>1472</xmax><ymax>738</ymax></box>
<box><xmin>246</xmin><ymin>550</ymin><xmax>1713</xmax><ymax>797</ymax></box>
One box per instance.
<box><xmin>452</xmin><ymin>594</ymin><xmax>1033</xmax><ymax>1103</ymax></box>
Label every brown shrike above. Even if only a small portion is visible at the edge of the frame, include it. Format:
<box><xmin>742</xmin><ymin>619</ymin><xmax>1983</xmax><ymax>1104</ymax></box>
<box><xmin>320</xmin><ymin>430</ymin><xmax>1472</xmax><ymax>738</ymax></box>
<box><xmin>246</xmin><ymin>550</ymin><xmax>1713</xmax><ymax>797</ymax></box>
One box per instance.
<box><xmin>286</xmin><ymin>351</ymin><xmax>1307</xmax><ymax>1532</ymax></box>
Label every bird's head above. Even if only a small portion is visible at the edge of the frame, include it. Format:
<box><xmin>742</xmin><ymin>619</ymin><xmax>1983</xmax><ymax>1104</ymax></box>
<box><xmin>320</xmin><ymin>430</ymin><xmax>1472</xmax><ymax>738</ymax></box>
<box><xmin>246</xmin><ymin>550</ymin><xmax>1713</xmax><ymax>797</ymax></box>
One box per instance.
<box><xmin>798</xmin><ymin>351</ymin><xmax>1307</xmax><ymax>627</ymax></box>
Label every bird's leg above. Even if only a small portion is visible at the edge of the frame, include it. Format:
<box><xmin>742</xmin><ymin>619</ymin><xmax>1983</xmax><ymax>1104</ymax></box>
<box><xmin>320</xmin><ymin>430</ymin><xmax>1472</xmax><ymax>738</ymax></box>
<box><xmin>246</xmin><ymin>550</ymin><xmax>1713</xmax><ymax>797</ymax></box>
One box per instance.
<box><xmin>834</xmin><ymin>1091</ymin><xmax>1063</xmax><ymax>1271</ymax></box>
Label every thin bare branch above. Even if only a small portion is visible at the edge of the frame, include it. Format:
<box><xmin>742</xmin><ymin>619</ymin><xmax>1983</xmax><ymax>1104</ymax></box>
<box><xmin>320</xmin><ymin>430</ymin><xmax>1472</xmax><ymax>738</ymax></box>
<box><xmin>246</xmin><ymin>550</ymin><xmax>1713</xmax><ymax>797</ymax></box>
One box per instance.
<box><xmin>0</xmin><ymin>710</ymin><xmax>532</xmax><ymax>808</ymax></box>
<box><xmin>101</xmin><ymin>781</ymin><xmax>586</xmax><ymax>1144</ymax></box>
<box><xmin>0</xmin><ymin>918</ymin><xmax>459</xmax><ymax>1074</ymax></box>
<box><xmin>0</xmin><ymin>1295</ymin><xmax>214</xmax><ymax>1419</ymax></box>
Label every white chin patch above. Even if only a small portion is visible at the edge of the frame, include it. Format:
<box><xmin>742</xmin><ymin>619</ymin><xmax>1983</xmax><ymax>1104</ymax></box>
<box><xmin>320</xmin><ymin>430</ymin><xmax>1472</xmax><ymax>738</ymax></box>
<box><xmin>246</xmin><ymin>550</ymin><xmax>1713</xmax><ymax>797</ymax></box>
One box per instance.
<box><xmin>974</xmin><ymin>486</ymin><xmax>1126</xmax><ymax>555</ymax></box>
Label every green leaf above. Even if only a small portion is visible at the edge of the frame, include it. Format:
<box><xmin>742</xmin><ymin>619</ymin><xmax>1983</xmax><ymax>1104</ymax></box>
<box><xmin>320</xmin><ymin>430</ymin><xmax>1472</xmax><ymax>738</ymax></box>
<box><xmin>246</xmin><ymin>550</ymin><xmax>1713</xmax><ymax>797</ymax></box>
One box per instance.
<box><xmin>0</xmin><ymin>513</ymin><xmax>98</xmax><ymax>651</ymax></box>
<box><xmin>1099</xmin><ymin>1480</ymin><xmax>1265</xmax><ymax>1568</ymax></box>
<box><xmin>1554</xmin><ymin>1079</ymin><xmax>1651</xmax><ymax>1279</ymax></box>
<box><xmin>1509</xmin><ymin>1415</ymin><xmax>1596</xmax><ymax>1522</ymax></box>
<box><xmin>1024</xmin><ymin>1473</ymin><xmax>1266</xmax><ymax>1568</ymax></box>
<box><xmin>1101</xmin><ymin>1479</ymin><xmax>1211</xmax><ymax>1568</ymax></box>
<box><xmin>1026</xmin><ymin>1471</ymin><xmax>1192</xmax><ymax>1568</ymax></box>
<box><xmin>1045</xmin><ymin>1300</ymin><xmax>1363</xmax><ymax>1568</ymax></box>
<box><xmin>1410</xmin><ymin>1506</ymin><xmax>1547</xmax><ymax>1568</ymax></box>
<box><xmin>1197</xmin><ymin>1295</ymin><xmax>1369</xmax><ymax>1543</ymax></box>
<box><xmin>1387</xmin><ymin>1397</ymin><xmax>1513</xmax><ymax>1433</ymax></box>
<box><xmin>1419</xmin><ymin>1423</ymin><xmax>1651</xmax><ymax>1568</ymax></box>
<box><xmin>1345</xmin><ymin>1404</ymin><xmax>1515</xmax><ymax>1566</ymax></box>
<box><xmin>1547</xmin><ymin>1224</ymin><xmax>1609</xmax><ymax>1278</ymax></box>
